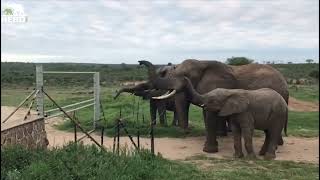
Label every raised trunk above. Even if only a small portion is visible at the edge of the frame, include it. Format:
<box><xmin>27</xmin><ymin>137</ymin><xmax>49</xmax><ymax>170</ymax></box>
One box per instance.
<box><xmin>139</xmin><ymin>60</ymin><xmax>157</xmax><ymax>81</ymax></box>
<box><xmin>139</xmin><ymin>60</ymin><xmax>179</xmax><ymax>90</ymax></box>
<box><xmin>184</xmin><ymin>77</ymin><xmax>205</xmax><ymax>106</ymax></box>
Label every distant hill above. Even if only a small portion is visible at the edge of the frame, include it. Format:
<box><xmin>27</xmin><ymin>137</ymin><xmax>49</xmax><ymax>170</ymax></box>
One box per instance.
<box><xmin>1</xmin><ymin>62</ymin><xmax>318</xmax><ymax>87</ymax></box>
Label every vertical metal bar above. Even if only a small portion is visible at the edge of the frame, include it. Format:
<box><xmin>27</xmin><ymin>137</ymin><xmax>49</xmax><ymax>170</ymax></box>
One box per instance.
<box><xmin>151</xmin><ymin>120</ymin><xmax>155</xmax><ymax>155</ymax></box>
<box><xmin>73</xmin><ymin>111</ymin><xmax>77</xmax><ymax>143</ymax></box>
<box><xmin>137</xmin><ymin>130</ymin><xmax>140</xmax><ymax>150</ymax></box>
<box><xmin>36</xmin><ymin>65</ymin><xmax>44</xmax><ymax>118</ymax></box>
<box><xmin>74</xmin><ymin>121</ymin><xmax>77</xmax><ymax>143</ymax></box>
<box><xmin>142</xmin><ymin>113</ymin><xmax>145</xmax><ymax>123</ymax></box>
<box><xmin>117</xmin><ymin>119</ymin><xmax>120</xmax><ymax>155</ymax></box>
<box><xmin>136</xmin><ymin>100</ymin><xmax>140</xmax><ymax>125</ymax></box>
<box><xmin>93</xmin><ymin>72</ymin><xmax>100</xmax><ymax>129</ymax></box>
<box><xmin>101</xmin><ymin>126</ymin><xmax>105</xmax><ymax>146</ymax></box>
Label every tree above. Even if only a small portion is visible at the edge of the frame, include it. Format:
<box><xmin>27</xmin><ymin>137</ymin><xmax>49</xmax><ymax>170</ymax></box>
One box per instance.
<box><xmin>306</xmin><ymin>59</ymin><xmax>314</xmax><ymax>64</ymax></box>
<box><xmin>226</xmin><ymin>57</ymin><xmax>254</xmax><ymax>66</ymax></box>
<box><xmin>309</xmin><ymin>70</ymin><xmax>319</xmax><ymax>79</ymax></box>
<box><xmin>287</xmin><ymin>62</ymin><xmax>293</xmax><ymax>64</ymax></box>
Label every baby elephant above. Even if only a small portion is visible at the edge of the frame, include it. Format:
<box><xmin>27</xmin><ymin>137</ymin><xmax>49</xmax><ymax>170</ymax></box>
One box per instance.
<box><xmin>207</xmin><ymin>88</ymin><xmax>287</xmax><ymax>159</ymax></box>
<box><xmin>183</xmin><ymin>78</ymin><xmax>288</xmax><ymax>160</ymax></box>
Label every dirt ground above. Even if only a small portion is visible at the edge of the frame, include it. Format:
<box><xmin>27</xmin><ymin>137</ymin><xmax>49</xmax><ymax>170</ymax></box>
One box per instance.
<box><xmin>1</xmin><ymin>97</ymin><xmax>319</xmax><ymax>164</ymax></box>
<box><xmin>288</xmin><ymin>97</ymin><xmax>319</xmax><ymax>112</ymax></box>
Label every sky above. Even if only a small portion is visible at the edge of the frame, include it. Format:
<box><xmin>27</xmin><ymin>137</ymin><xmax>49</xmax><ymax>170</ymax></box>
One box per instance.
<box><xmin>1</xmin><ymin>0</ymin><xmax>319</xmax><ymax>64</ymax></box>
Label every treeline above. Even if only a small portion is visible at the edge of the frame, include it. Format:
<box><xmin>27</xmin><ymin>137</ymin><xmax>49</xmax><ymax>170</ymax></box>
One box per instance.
<box><xmin>1</xmin><ymin>62</ymin><xmax>318</xmax><ymax>87</ymax></box>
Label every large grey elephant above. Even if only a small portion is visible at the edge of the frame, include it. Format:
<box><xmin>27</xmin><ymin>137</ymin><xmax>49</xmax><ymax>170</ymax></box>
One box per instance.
<box><xmin>114</xmin><ymin>88</ymin><xmax>177</xmax><ymax>126</ymax></box>
<box><xmin>182</xmin><ymin>77</ymin><xmax>287</xmax><ymax>159</ymax></box>
<box><xmin>139</xmin><ymin>59</ymin><xmax>289</xmax><ymax>153</ymax></box>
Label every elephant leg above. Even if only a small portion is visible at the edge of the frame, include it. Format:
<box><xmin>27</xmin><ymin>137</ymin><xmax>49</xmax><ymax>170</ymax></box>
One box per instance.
<box><xmin>203</xmin><ymin>111</ymin><xmax>218</xmax><ymax>153</ymax></box>
<box><xmin>278</xmin><ymin>135</ymin><xmax>284</xmax><ymax>146</ymax></box>
<box><xmin>264</xmin><ymin>128</ymin><xmax>281</xmax><ymax>160</ymax></box>
<box><xmin>150</xmin><ymin>100</ymin><xmax>157</xmax><ymax>125</ymax></box>
<box><xmin>158</xmin><ymin>102</ymin><xmax>167</xmax><ymax>126</ymax></box>
<box><xmin>241</xmin><ymin>127</ymin><xmax>256</xmax><ymax>158</ymax></box>
<box><xmin>172</xmin><ymin>111</ymin><xmax>178</xmax><ymax>126</ymax></box>
<box><xmin>175</xmin><ymin>93</ymin><xmax>189</xmax><ymax>130</ymax></box>
<box><xmin>231</xmin><ymin>122</ymin><xmax>243</xmax><ymax>158</ymax></box>
<box><xmin>216</xmin><ymin>117</ymin><xmax>227</xmax><ymax>136</ymax></box>
<box><xmin>259</xmin><ymin>130</ymin><xmax>270</xmax><ymax>156</ymax></box>
<box><xmin>226</xmin><ymin>118</ymin><xmax>232</xmax><ymax>132</ymax></box>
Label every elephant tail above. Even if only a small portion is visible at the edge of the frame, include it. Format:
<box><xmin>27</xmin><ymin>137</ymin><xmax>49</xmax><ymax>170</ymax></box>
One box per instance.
<box><xmin>284</xmin><ymin>96</ymin><xmax>289</xmax><ymax>137</ymax></box>
<box><xmin>284</xmin><ymin>107</ymin><xmax>288</xmax><ymax>136</ymax></box>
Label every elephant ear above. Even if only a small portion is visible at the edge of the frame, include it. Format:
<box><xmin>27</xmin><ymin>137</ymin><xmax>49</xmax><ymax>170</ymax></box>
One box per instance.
<box><xmin>218</xmin><ymin>94</ymin><xmax>249</xmax><ymax>116</ymax></box>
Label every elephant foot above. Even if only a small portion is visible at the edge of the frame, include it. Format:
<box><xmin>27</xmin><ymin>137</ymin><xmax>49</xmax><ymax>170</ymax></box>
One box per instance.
<box><xmin>246</xmin><ymin>153</ymin><xmax>257</xmax><ymax>159</ymax></box>
<box><xmin>259</xmin><ymin>149</ymin><xmax>267</xmax><ymax>156</ymax></box>
<box><xmin>203</xmin><ymin>143</ymin><xmax>218</xmax><ymax>153</ymax></box>
<box><xmin>183</xmin><ymin>127</ymin><xmax>192</xmax><ymax>134</ymax></box>
<box><xmin>216</xmin><ymin>131</ymin><xmax>228</xmax><ymax>137</ymax></box>
<box><xmin>233</xmin><ymin>152</ymin><xmax>244</xmax><ymax>158</ymax></box>
<box><xmin>264</xmin><ymin>152</ymin><xmax>276</xmax><ymax>160</ymax></box>
<box><xmin>278</xmin><ymin>138</ymin><xmax>284</xmax><ymax>146</ymax></box>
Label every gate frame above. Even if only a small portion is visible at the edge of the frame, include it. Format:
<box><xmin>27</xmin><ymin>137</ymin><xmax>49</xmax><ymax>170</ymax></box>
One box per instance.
<box><xmin>35</xmin><ymin>65</ymin><xmax>100</xmax><ymax>128</ymax></box>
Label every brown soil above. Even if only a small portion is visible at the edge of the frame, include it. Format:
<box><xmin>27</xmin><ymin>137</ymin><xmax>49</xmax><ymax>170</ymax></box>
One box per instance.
<box><xmin>1</xmin><ymin>102</ymin><xmax>319</xmax><ymax>164</ymax></box>
<box><xmin>288</xmin><ymin>97</ymin><xmax>319</xmax><ymax>112</ymax></box>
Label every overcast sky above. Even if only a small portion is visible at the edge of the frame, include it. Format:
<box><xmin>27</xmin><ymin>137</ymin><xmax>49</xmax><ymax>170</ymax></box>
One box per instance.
<box><xmin>1</xmin><ymin>0</ymin><xmax>319</xmax><ymax>64</ymax></box>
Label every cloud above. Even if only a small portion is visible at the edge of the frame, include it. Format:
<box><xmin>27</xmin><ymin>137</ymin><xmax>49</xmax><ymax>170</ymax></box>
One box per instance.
<box><xmin>1</xmin><ymin>0</ymin><xmax>318</xmax><ymax>64</ymax></box>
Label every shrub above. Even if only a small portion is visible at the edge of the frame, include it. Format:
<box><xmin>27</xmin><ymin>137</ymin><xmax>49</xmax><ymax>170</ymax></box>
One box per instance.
<box><xmin>309</xmin><ymin>70</ymin><xmax>319</xmax><ymax>79</ymax></box>
<box><xmin>226</xmin><ymin>57</ymin><xmax>254</xmax><ymax>65</ymax></box>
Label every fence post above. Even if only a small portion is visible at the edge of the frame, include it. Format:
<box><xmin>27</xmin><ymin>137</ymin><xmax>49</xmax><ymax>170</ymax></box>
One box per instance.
<box><xmin>151</xmin><ymin>120</ymin><xmax>155</xmax><ymax>155</ymax></box>
<box><xmin>101</xmin><ymin>126</ymin><xmax>105</xmax><ymax>146</ymax></box>
<box><xmin>93</xmin><ymin>72</ymin><xmax>100</xmax><ymax>129</ymax></box>
<box><xmin>36</xmin><ymin>65</ymin><xmax>44</xmax><ymax>118</ymax></box>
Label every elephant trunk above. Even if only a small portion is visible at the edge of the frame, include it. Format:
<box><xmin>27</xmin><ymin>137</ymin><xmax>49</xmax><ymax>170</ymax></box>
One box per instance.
<box><xmin>114</xmin><ymin>88</ymin><xmax>134</xmax><ymax>99</ymax></box>
<box><xmin>138</xmin><ymin>60</ymin><xmax>157</xmax><ymax>81</ymax></box>
<box><xmin>184</xmin><ymin>77</ymin><xmax>205</xmax><ymax>106</ymax></box>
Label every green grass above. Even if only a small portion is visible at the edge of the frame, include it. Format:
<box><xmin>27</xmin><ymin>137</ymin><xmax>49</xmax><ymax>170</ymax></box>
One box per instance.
<box><xmin>185</xmin><ymin>155</ymin><xmax>319</xmax><ymax>180</ymax></box>
<box><xmin>1</xmin><ymin>144</ymin><xmax>318</xmax><ymax>180</ymax></box>
<box><xmin>287</xmin><ymin>111</ymin><xmax>319</xmax><ymax>137</ymax></box>
<box><xmin>1</xmin><ymin>87</ymin><xmax>319</xmax><ymax>137</ymax></box>
<box><xmin>289</xmin><ymin>85</ymin><xmax>319</xmax><ymax>102</ymax></box>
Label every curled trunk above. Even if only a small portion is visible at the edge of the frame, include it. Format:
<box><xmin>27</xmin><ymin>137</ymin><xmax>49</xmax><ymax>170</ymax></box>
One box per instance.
<box><xmin>184</xmin><ymin>77</ymin><xmax>205</xmax><ymax>106</ymax></box>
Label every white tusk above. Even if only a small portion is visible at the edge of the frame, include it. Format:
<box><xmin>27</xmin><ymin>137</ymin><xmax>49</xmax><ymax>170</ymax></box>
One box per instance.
<box><xmin>152</xmin><ymin>90</ymin><xmax>176</xmax><ymax>100</ymax></box>
<box><xmin>200</xmin><ymin>104</ymin><xmax>205</xmax><ymax>107</ymax></box>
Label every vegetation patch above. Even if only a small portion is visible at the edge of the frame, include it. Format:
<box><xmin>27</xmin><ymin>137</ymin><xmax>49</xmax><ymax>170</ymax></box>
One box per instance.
<box><xmin>184</xmin><ymin>155</ymin><xmax>319</xmax><ymax>180</ymax></box>
<box><xmin>2</xmin><ymin>144</ymin><xmax>318</xmax><ymax>180</ymax></box>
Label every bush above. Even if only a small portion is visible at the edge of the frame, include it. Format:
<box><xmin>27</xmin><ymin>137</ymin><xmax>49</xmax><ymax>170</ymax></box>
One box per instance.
<box><xmin>309</xmin><ymin>70</ymin><xmax>319</xmax><ymax>79</ymax></box>
<box><xmin>226</xmin><ymin>57</ymin><xmax>254</xmax><ymax>65</ymax></box>
<box><xmin>1</xmin><ymin>143</ymin><xmax>206</xmax><ymax>180</ymax></box>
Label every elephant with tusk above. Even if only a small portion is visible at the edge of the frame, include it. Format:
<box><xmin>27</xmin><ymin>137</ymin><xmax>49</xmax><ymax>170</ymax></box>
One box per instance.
<box><xmin>139</xmin><ymin>59</ymin><xmax>289</xmax><ymax>153</ymax></box>
<box><xmin>114</xmin><ymin>64</ymin><xmax>178</xmax><ymax>126</ymax></box>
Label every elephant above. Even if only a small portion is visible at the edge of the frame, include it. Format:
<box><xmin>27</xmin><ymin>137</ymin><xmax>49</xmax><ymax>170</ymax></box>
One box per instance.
<box><xmin>139</xmin><ymin>59</ymin><xmax>289</xmax><ymax>153</ymax></box>
<box><xmin>114</xmin><ymin>87</ymin><xmax>177</xmax><ymax>126</ymax></box>
<box><xmin>182</xmin><ymin>77</ymin><xmax>287</xmax><ymax>159</ymax></box>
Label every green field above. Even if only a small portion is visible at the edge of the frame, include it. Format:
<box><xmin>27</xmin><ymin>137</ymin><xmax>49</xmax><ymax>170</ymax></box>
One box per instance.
<box><xmin>1</xmin><ymin>85</ymin><xmax>319</xmax><ymax>137</ymax></box>
<box><xmin>1</xmin><ymin>143</ymin><xmax>318</xmax><ymax>180</ymax></box>
<box><xmin>1</xmin><ymin>62</ymin><xmax>318</xmax><ymax>88</ymax></box>
<box><xmin>289</xmin><ymin>85</ymin><xmax>319</xmax><ymax>103</ymax></box>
